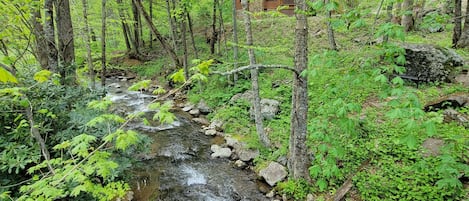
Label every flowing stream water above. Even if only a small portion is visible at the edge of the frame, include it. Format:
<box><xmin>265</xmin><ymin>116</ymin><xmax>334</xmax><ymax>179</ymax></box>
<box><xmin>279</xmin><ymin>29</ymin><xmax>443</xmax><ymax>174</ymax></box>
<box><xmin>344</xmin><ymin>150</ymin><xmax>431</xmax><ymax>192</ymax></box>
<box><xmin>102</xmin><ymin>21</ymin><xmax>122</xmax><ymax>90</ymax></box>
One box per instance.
<box><xmin>106</xmin><ymin>78</ymin><xmax>268</xmax><ymax>201</ymax></box>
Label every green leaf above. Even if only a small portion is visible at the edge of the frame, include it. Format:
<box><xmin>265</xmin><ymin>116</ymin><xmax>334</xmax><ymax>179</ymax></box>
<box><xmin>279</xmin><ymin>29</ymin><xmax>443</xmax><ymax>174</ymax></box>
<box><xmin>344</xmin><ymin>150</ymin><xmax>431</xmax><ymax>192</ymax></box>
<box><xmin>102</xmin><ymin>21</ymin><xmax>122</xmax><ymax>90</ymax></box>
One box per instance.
<box><xmin>128</xmin><ymin>80</ymin><xmax>151</xmax><ymax>91</ymax></box>
<box><xmin>87</xmin><ymin>99</ymin><xmax>113</xmax><ymax>111</ymax></box>
<box><xmin>86</xmin><ymin>114</ymin><xmax>125</xmax><ymax>127</ymax></box>
<box><xmin>170</xmin><ymin>69</ymin><xmax>186</xmax><ymax>83</ymax></box>
<box><xmin>152</xmin><ymin>87</ymin><xmax>166</xmax><ymax>95</ymax></box>
<box><xmin>317</xmin><ymin>179</ymin><xmax>328</xmax><ymax>191</ymax></box>
<box><xmin>0</xmin><ymin>67</ymin><xmax>17</xmax><ymax>83</ymax></box>
<box><xmin>191</xmin><ymin>73</ymin><xmax>208</xmax><ymax>82</ymax></box>
<box><xmin>115</xmin><ymin>130</ymin><xmax>139</xmax><ymax>150</ymax></box>
<box><xmin>33</xmin><ymin>70</ymin><xmax>52</xmax><ymax>83</ymax></box>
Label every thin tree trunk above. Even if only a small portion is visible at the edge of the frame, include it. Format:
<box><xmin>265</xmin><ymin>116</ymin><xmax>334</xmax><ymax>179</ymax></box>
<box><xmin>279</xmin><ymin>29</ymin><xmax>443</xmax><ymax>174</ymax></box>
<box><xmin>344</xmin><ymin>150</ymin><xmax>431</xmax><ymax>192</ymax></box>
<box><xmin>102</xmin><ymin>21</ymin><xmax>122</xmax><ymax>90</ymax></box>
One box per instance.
<box><xmin>241</xmin><ymin>0</ymin><xmax>270</xmax><ymax>148</ymax></box>
<box><xmin>325</xmin><ymin>0</ymin><xmax>337</xmax><ymax>50</ymax></box>
<box><xmin>182</xmin><ymin>13</ymin><xmax>189</xmax><ymax>80</ymax></box>
<box><xmin>56</xmin><ymin>0</ymin><xmax>76</xmax><ymax>84</ymax></box>
<box><xmin>116</xmin><ymin>0</ymin><xmax>132</xmax><ymax>52</ymax></box>
<box><xmin>456</xmin><ymin>0</ymin><xmax>469</xmax><ymax>47</ymax></box>
<box><xmin>232</xmin><ymin>0</ymin><xmax>239</xmax><ymax>84</ymax></box>
<box><xmin>402</xmin><ymin>0</ymin><xmax>414</xmax><ymax>32</ymax></box>
<box><xmin>166</xmin><ymin>0</ymin><xmax>178</xmax><ymax>54</ymax></box>
<box><xmin>210</xmin><ymin>0</ymin><xmax>218</xmax><ymax>54</ymax></box>
<box><xmin>134</xmin><ymin>0</ymin><xmax>181</xmax><ymax>67</ymax></box>
<box><xmin>384</xmin><ymin>2</ymin><xmax>394</xmax><ymax>43</ymax></box>
<box><xmin>453</xmin><ymin>0</ymin><xmax>462</xmax><ymax>47</ymax></box>
<box><xmin>217</xmin><ymin>0</ymin><xmax>226</xmax><ymax>56</ymax></box>
<box><xmin>44</xmin><ymin>0</ymin><xmax>58</xmax><ymax>73</ymax></box>
<box><xmin>149</xmin><ymin>0</ymin><xmax>153</xmax><ymax>48</ymax></box>
<box><xmin>25</xmin><ymin>101</ymin><xmax>55</xmax><ymax>175</ymax></box>
<box><xmin>131</xmin><ymin>1</ymin><xmax>142</xmax><ymax>50</ymax></box>
<box><xmin>392</xmin><ymin>2</ymin><xmax>402</xmax><ymax>24</ymax></box>
<box><xmin>82</xmin><ymin>0</ymin><xmax>95</xmax><ymax>89</ymax></box>
<box><xmin>288</xmin><ymin>0</ymin><xmax>311</xmax><ymax>182</ymax></box>
<box><xmin>101</xmin><ymin>0</ymin><xmax>107</xmax><ymax>87</ymax></box>
<box><xmin>186</xmin><ymin>8</ymin><xmax>198</xmax><ymax>58</ymax></box>
<box><xmin>31</xmin><ymin>9</ymin><xmax>49</xmax><ymax>69</ymax></box>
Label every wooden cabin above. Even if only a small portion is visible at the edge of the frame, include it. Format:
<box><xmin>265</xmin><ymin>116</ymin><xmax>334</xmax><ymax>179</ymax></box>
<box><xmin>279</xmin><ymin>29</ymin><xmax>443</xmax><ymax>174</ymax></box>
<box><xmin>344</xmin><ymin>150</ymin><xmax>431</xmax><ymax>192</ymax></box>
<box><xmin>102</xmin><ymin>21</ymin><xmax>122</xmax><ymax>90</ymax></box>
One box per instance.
<box><xmin>235</xmin><ymin>0</ymin><xmax>295</xmax><ymax>16</ymax></box>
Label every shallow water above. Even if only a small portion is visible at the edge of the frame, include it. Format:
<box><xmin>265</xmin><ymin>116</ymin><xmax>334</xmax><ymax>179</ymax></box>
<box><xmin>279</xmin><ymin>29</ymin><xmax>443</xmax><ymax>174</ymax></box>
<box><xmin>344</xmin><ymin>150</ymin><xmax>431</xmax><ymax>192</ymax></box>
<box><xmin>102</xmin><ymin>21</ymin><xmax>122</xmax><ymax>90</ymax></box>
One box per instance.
<box><xmin>106</xmin><ymin>79</ymin><xmax>267</xmax><ymax>201</ymax></box>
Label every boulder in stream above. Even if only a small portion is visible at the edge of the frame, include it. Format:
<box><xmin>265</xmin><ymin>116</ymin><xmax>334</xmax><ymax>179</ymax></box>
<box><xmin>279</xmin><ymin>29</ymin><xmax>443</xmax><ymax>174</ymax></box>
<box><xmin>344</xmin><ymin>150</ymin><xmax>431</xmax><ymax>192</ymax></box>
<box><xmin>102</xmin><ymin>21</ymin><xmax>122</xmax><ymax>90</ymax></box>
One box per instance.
<box><xmin>259</xmin><ymin>161</ymin><xmax>287</xmax><ymax>186</ymax></box>
<box><xmin>211</xmin><ymin>145</ymin><xmax>232</xmax><ymax>158</ymax></box>
<box><xmin>401</xmin><ymin>44</ymin><xmax>464</xmax><ymax>83</ymax></box>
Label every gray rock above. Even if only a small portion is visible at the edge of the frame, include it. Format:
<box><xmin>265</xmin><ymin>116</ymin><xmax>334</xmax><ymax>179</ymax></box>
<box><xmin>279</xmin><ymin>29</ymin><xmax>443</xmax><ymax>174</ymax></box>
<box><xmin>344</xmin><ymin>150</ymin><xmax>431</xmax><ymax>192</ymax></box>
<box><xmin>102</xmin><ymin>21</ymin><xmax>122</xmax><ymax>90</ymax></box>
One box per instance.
<box><xmin>192</xmin><ymin>117</ymin><xmax>210</xmax><ymax>125</ymax></box>
<box><xmin>266</xmin><ymin>191</ymin><xmax>275</xmax><ymax>198</ymax></box>
<box><xmin>189</xmin><ymin>108</ymin><xmax>200</xmax><ymax>116</ymax></box>
<box><xmin>230</xmin><ymin>90</ymin><xmax>255</xmax><ymax>103</ymax></box>
<box><xmin>182</xmin><ymin>104</ymin><xmax>194</xmax><ymax>112</ymax></box>
<box><xmin>276</xmin><ymin>156</ymin><xmax>288</xmax><ymax>166</ymax></box>
<box><xmin>250</xmin><ymin>98</ymin><xmax>281</xmax><ymax>120</ymax></box>
<box><xmin>210</xmin><ymin>145</ymin><xmax>232</xmax><ymax>158</ymax></box>
<box><xmin>402</xmin><ymin>44</ymin><xmax>464</xmax><ymax>83</ymax></box>
<box><xmin>234</xmin><ymin>160</ymin><xmax>247</xmax><ymax>168</ymax></box>
<box><xmin>197</xmin><ymin>100</ymin><xmax>212</xmax><ymax>114</ymax></box>
<box><xmin>237</xmin><ymin>148</ymin><xmax>259</xmax><ymax>162</ymax></box>
<box><xmin>205</xmin><ymin>129</ymin><xmax>217</xmax><ymax>136</ymax></box>
<box><xmin>259</xmin><ymin>162</ymin><xmax>287</xmax><ymax>186</ymax></box>
<box><xmin>225</xmin><ymin>136</ymin><xmax>240</xmax><ymax>147</ymax></box>
<box><xmin>209</xmin><ymin>119</ymin><xmax>224</xmax><ymax>131</ymax></box>
<box><xmin>108</xmin><ymin>83</ymin><xmax>121</xmax><ymax>88</ymax></box>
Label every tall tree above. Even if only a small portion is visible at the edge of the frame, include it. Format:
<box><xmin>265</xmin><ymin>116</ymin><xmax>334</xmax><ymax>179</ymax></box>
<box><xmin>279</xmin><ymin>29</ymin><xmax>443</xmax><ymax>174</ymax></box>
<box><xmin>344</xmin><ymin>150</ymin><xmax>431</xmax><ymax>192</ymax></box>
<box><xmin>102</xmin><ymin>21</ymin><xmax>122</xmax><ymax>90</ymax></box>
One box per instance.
<box><xmin>101</xmin><ymin>0</ymin><xmax>107</xmax><ymax>87</ymax></box>
<box><xmin>453</xmin><ymin>0</ymin><xmax>462</xmax><ymax>47</ymax></box>
<box><xmin>401</xmin><ymin>0</ymin><xmax>414</xmax><ymax>32</ymax></box>
<box><xmin>44</xmin><ymin>0</ymin><xmax>58</xmax><ymax>73</ymax></box>
<box><xmin>81</xmin><ymin>0</ymin><xmax>96</xmax><ymax>89</ymax></box>
<box><xmin>134</xmin><ymin>0</ymin><xmax>181</xmax><ymax>67</ymax></box>
<box><xmin>325</xmin><ymin>0</ymin><xmax>337</xmax><ymax>50</ymax></box>
<box><xmin>210</xmin><ymin>0</ymin><xmax>219</xmax><ymax>54</ymax></box>
<box><xmin>232</xmin><ymin>0</ymin><xmax>239</xmax><ymax>83</ymax></box>
<box><xmin>241</xmin><ymin>0</ymin><xmax>270</xmax><ymax>148</ymax></box>
<box><xmin>456</xmin><ymin>0</ymin><xmax>469</xmax><ymax>48</ymax></box>
<box><xmin>166</xmin><ymin>0</ymin><xmax>179</xmax><ymax>53</ymax></box>
<box><xmin>31</xmin><ymin>9</ymin><xmax>49</xmax><ymax>69</ymax></box>
<box><xmin>131</xmin><ymin>0</ymin><xmax>143</xmax><ymax>51</ymax></box>
<box><xmin>56</xmin><ymin>0</ymin><xmax>76</xmax><ymax>84</ymax></box>
<box><xmin>288</xmin><ymin>0</ymin><xmax>311</xmax><ymax>181</ymax></box>
<box><xmin>186</xmin><ymin>7</ymin><xmax>198</xmax><ymax>58</ymax></box>
<box><xmin>116</xmin><ymin>0</ymin><xmax>134</xmax><ymax>54</ymax></box>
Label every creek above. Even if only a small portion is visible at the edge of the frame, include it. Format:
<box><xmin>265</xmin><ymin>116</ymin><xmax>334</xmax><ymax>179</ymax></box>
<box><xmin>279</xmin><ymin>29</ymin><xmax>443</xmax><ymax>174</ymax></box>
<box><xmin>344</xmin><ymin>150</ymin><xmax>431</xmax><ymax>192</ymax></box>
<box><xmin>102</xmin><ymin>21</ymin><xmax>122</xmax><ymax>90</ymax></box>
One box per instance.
<box><xmin>105</xmin><ymin>78</ymin><xmax>268</xmax><ymax>201</ymax></box>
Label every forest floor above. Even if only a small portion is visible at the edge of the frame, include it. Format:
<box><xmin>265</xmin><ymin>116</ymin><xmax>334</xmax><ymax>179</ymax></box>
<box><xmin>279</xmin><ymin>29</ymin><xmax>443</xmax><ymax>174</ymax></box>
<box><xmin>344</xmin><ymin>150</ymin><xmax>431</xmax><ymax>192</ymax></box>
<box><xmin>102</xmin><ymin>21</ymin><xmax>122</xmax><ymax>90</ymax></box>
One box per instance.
<box><xmin>114</xmin><ymin>14</ymin><xmax>469</xmax><ymax>200</ymax></box>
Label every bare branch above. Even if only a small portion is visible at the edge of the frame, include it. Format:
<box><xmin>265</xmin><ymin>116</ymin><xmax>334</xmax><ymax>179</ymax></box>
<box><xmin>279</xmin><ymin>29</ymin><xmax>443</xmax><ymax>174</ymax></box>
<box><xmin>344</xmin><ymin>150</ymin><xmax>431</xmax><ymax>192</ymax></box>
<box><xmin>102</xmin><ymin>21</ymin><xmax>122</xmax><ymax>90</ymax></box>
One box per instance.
<box><xmin>0</xmin><ymin>62</ymin><xmax>16</xmax><ymax>75</ymax></box>
<box><xmin>212</xmin><ymin>64</ymin><xmax>300</xmax><ymax>76</ymax></box>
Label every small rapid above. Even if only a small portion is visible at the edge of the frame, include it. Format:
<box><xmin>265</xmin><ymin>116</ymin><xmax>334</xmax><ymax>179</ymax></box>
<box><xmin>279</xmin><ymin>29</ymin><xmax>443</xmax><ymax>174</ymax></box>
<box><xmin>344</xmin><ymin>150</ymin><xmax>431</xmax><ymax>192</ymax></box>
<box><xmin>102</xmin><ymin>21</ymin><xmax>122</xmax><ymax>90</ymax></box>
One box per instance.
<box><xmin>105</xmin><ymin>78</ymin><xmax>268</xmax><ymax>201</ymax></box>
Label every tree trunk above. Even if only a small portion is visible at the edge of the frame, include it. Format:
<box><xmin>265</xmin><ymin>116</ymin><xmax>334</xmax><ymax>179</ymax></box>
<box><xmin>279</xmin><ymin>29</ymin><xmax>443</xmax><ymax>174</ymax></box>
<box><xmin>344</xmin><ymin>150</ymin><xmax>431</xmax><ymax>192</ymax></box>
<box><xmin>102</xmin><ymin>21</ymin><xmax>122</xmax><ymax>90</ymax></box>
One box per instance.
<box><xmin>81</xmin><ymin>0</ymin><xmax>95</xmax><ymax>89</ymax></box>
<box><xmin>392</xmin><ymin>2</ymin><xmax>402</xmax><ymax>24</ymax></box>
<box><xmin>384</xmin><ymin>2</ymin><xmax>394</xmax><ymax>43</ymax></box>
<box><xmin>453</xmin><ymin>0</ymin><xmax>469</xmax><ymax>48</ymax></box>
<box><xmin>56</xmin><ymin>0</ymin><xmax>76</xmax><ymax>84</ymax></box>
<box><xmin>166</xmin><ymin>0</ymin><xmax>179</xmax><ymax>55</ymax></box>
<box><xmin>31</xmin><ymin>9</ymin><xmax>49</xmax><ymax>69</ymax></box>
<box><xmin>241</xmin><ymin>0</ymin><xmax>270</xmax><ymax>148</ymax></box>
<box><xmin>288</xmin><ymin>0</ymin><xmax>311</xmax><ymax>181</ymax></box>
<box><xmin>186</xmin><ymin>8</ymin><xmax>198</xmax><ymax>58</ymax></box>
<box><xmin>325</xmin><ymin>0</ymin><xmax>337</xmax><ymax>50</ymax></box>
<box><xmin>181</xmin><ymin>12</ymin><xmax>189</xmax><ymax>80</ymax></box>
<box><xmin>210</xmin><ymin>0</ymin><xmax>218</xmax><ymax>55</ymax></box>
<box><xmin>44</xmin><ymin>0</ymin><xmax>58</xmax><ymax>73</ymax></box>
<box><xmin>149</xmin><ymin>0</ymin><xmax>153</xmax><ymax>48</ymax></box>
<box><xmin>131</xmin><ymin>1</ymin><xmax>143</xmax><ymax>50</ymax></box>
<box><xmin>116</xmin><ymin>0</ymin><xmax>133</xmax><ymax>53</ymax></box>
<box><xmin>101</xmin><ymin>0</ymin><xmax>107</xmax><ymax>87</ymax></box>
<box><xmin>232</xmin><ymin>0</ymin><xmax>239</xmax><ymax>84</ymax></box>
<box><xmin>134</xmin><ymin>0</ymin><xmax>181</xmax><ymax>67</ymax></box>
<box><xmin>217</xmin><ymin>0</ymin><xmax>226</xmax><ymax>55</ymax></box>
<box><xmin>402</xmin><ymin>0</ymin><xmax>414</xmax><ymax>32</ymax></box>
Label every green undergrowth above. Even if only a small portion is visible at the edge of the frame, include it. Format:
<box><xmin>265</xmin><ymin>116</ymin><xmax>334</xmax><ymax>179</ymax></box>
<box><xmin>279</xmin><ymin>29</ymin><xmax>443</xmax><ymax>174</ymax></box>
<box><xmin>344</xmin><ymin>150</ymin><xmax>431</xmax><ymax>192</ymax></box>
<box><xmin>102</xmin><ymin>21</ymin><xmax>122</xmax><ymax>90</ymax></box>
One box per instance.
<box><xmin>182</xmin><ymin>15</ymin><xmax>469</xmax><ymax>200</ymax></box>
